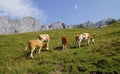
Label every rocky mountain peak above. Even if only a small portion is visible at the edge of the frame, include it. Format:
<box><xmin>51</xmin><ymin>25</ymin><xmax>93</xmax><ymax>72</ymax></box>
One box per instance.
<box><xmin>0</xmin><ymin>16</ymin><xmax>40</xmax><ymax>34</ymax></box>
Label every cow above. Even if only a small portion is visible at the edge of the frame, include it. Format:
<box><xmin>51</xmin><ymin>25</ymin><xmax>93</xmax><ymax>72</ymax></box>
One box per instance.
<box><xmin>38</xmin><ymin>34</ymin><xmax>50</xmax><ymax>50</ymax></box>
<box><xmin>76</xmin><ymin>33</ymin><xmax>95</xmax><ymax>48</ymax></box>
<box><xmin>62</xmin><ymin>36</ymin><xmax>69</xmax><ymax>50</ymax></box>
<box><xmin>25</xmin><ymin>39</ymin><xmax>47</xmax><ymax>58</ymax></box>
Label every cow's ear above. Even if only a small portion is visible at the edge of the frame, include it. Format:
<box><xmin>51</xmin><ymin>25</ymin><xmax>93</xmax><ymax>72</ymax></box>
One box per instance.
<box><xmin>90</xmin><ymin>37</ymin><xmax>93</xmax><ymax>40</ymax></box>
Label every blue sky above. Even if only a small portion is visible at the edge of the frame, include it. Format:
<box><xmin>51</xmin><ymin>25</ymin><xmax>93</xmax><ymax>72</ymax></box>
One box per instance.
<box><xmin>0</xmin><ymin>0</ymin><xmax>120</xmax><ymax>25</ymax></box>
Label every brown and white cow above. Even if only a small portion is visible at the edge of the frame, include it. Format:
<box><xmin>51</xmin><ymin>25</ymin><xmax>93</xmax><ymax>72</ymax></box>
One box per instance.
<box><xmin>76</xmin><ymin>33</ymin><xmax>95</xmax><ymax>48</ymax></box>
<box><xmin>62</xmin><ymin>36</ymin><xmax>69</xmax><ymax>50</ymax></box>
<box><xmin>39</xmin><ymin>34</ymin><xmax>50</xmax><ymax>50</ymax></box>
<box><xmin>25</xmin><ymin>39</ymin><xmax>47</xmax><ymax>58</ymax></box>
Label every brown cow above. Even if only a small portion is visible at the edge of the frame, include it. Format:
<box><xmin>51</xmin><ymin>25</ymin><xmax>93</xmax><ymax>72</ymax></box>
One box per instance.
<box><xmin>62</xmin><ymin>36</ymin><xmax>69</xmax><ymax>50</ymax></box>
<box><xmin>25</xmin><ymin>39</ymin><xmax>47</xmax><ymax>58</ymax></box>
<box><xmin>76</xmin><ymin>33</ymin><xmax>95</xmax><ymax>48</ymax></box>
<box><xmin>39</xmin><ymin>34</ymin><xmax>50</xmax><ymax>50</ymax></box>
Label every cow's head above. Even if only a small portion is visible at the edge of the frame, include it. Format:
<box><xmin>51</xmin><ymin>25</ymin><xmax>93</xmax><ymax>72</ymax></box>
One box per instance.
<box><xmin>42</xmin><ymin>42</ymin><xmax>49</xmax><ymax>50</ymax></box>
<box><xmin>39</xmin><ymin>35</ymin><xmax>47</xmax><ymax>41</ymax></box>
<box><xmin>42</xmin><ymin>42</ymin><xmax>47</xmax><ymax>48</ymax></box>
<box><xmin>90</xmin><ymin>37</ymin><xmax>95</xmax><ymax>43</ymax></box>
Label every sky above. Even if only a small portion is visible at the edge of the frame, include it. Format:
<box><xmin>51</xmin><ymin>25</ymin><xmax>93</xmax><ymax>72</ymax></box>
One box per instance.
<box><xmin>0</xmin><ymin>0</ymin><xmax>120</xmax><ymax>25</ymax></box>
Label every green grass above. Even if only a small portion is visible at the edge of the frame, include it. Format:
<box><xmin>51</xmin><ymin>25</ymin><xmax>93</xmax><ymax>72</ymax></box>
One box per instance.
<box><xmin>0</xmin><ymin>22</ymin><xmax>120</xmax><ymax>74</ymax></box>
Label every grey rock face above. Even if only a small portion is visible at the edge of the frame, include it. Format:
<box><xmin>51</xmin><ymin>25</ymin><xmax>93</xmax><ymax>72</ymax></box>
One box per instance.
<box><xmin>80</xmin><ymin>21</ymin><xmax>96</xmax><ymax>29</ymax></box>
<box><xmin>41</xmin><ymin>21</ymin><xmax>67</xmax><ymax>30</ymax></box>
<box><xmin>0</xmin><ymin>16</ymin><xmax>40</xmax><ymax>34</ymax></box>
<box><xmin>0</xmin><ymin>16</ymin><xmax>118</xmax><ymax>34</ymax></box>
<box><xmin>94</xmin><ymin>18</ymin><xmax>115</xmax><ymax>28</ymax></box>
<box><xmin>41</xmin><ymin>18</ymin><xmax>118</xmax><ymax>30</ymax></box>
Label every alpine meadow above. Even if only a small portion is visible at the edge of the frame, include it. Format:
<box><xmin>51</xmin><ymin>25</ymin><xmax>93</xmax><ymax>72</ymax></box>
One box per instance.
<box><xmin>0</xmin><ymin>22</ymin><xmax>120</xmax><ymax>74</ymax></box>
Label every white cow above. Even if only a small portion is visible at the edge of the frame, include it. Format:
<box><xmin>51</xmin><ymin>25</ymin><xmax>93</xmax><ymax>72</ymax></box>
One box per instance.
<box><xmin>76</xmin><ymin>33</ymin><xmax>95</xmax><ymax>48</ymax></box>
<box><xmin>38</xmin><ymin>34</ymin><xmax>50</xmax><ymax>50</ymax></box>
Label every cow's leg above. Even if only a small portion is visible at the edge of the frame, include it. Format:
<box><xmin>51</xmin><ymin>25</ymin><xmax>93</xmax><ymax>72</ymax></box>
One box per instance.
<box><xmin>38</xmin><ymin>46</ymin><xmax>42</xmax><ymax>54</ymax></box>
<box><xmin>65</xmin><ymin>45</ymin><xmax>67</xmax><ymax>50</ymax></box>
<box><xmin>62</xmin><ymin>44</ymin><xmax>64</xmax><ymax>49</ymax></box>
<box><xmin>30</xmin><ymin>48</ymin><xmax>35</xmax><ymax>58</ymax></box>
<box><xmin>67</xmin><ymin>44</ymin><xmax>69</xmax><ymax>49</ymax></box>
<box><xmin>87</xmin><ymin>39</ymin><xmax>90</xmax><ymax>46</ymax></box>
<box><xmin>46</xmin><ymin>41</ymin><xmax>49</xmax><ymax>50</ymax></box>
<box><xmin>78</xmin><ymin>40</ymin><xmax>81</xmax><ymax>48</ymax></box>
<box><xmin>76</xmin><ymin>41</ymin><xmax>78</xmax><ymax>47</ymax></box>
<box><xmin>76</xmin><ymin>40</ymin><xmax>79</xmax><ymax>48</ymax></box>
<box><xmin>62</xmin><ymin>44</ymin><xmax>65</xmax><ymax>50</ymax></box>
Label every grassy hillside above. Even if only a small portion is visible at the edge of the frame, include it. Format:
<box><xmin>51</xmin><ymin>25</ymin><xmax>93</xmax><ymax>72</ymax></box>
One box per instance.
<box><xmin>0</xmin><ymin>22</ymin><xmax>120</xmax><ymax>74</ymax></box>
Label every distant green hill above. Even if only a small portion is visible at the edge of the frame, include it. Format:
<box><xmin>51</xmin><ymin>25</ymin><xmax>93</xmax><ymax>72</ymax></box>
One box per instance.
<box><xmin>0</xmin><ymin>22</ymin><xmax>120</xmax><ymax>74</ymax></box>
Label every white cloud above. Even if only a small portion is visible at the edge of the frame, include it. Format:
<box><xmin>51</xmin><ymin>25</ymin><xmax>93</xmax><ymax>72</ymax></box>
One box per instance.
<box><xmin>74</xmin><ymin>4</ymin><xmax>79</xmax><ymax>10</ymax></box>
<box><xmin>0</xmin><ymin>0</ymin><xmax>45</xmax><ymax>21</ymax></box>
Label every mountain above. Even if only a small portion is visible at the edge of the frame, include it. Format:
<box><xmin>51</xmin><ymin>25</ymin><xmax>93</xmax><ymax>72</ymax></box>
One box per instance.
<box><xmin>0</xmin><ymin>16</ymin><xmax>119</xmax><ymax>34</ymax></box>
<box><xmin>94</xmin><ymin>18</ymin><xmax>117</xmax><ymax>28</ymax></box>
<box><xmin>0</xmin><ymin>16</ymin><xmax>40</xmax><ymax>34</ymax></box>
<box><xmin>41</xmin><ymin>18</ymin><xmax>118</xmax><ymax>30</ymax></box>
<box><xmin>79</xmin><ymin>21</ymin><xmax>96</xmax><ymax>28</ymax></box>
<box><xmin>41</xmin><ymin>21</ymin><xmax>67</xmax><ymax>30</ymax></box>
